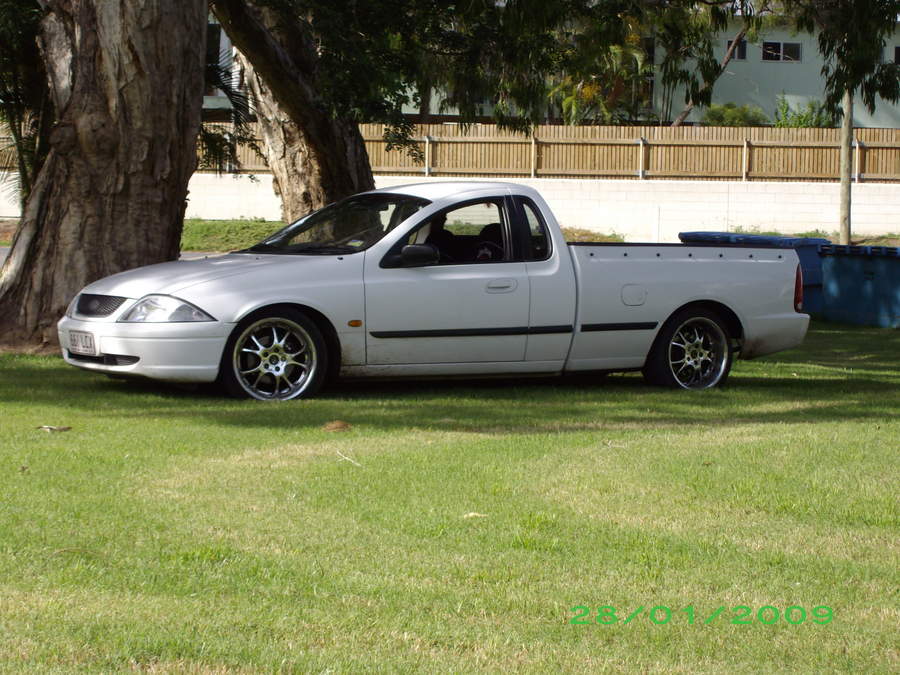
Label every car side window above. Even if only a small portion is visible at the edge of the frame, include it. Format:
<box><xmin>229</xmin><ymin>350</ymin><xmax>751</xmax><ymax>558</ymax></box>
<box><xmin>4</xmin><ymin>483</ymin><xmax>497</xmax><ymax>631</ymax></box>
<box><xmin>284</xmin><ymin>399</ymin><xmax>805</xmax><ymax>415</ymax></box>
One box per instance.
<box><xmin>521</xmin><ymin>199</ymin><xmax>551</xmax><ymax>261</ymax></box>
<box><xmin>406</xmin><ymin>200</ymin><xmax>509</xmax><ymax>264</ymax></box>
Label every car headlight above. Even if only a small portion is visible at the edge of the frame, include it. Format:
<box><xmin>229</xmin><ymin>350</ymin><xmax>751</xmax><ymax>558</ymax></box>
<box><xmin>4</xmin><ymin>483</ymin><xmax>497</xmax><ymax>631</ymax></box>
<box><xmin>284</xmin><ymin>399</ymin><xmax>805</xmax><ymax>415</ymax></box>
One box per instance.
<box><xmin>66</xmin><ymin>294</ymin><xmax>80</xmax><ymax>318</ymax></box>
<box><xmin>119</xmin><ymin>295</ymin><xmax>216</xmax><ymax>323</ymax></box>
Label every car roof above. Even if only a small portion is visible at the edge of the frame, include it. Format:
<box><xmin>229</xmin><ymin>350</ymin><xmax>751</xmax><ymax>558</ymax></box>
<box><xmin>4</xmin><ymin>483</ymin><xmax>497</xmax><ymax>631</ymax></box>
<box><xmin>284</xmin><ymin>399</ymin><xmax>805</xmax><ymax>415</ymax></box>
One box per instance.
<box><xmin>368</xmin><ymin>181</ymin><xmax>533</xmax><ymax>202</ymax></box>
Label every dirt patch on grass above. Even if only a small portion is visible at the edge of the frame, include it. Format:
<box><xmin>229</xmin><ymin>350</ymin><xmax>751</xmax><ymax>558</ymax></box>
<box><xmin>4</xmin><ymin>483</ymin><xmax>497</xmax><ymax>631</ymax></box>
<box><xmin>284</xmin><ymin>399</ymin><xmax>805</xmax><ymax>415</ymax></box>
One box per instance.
<box><xmin>0</xmin><ymin>342</ymin><xmax>59</xmax><ymax>355</ymax></box>
<box><xmin>855</xmin><ymin>234</ymin><xmax>900</xmax><ymax>248</ymax></box>
<box><xmin>0</xmin><ymin>219</ymin><xmax>18</xmax><ymax>243</ymax></box>
<box><xmin>562</xmin><ymin>226</ymin><xmax>623</xmax><ymax>243</ymax></box>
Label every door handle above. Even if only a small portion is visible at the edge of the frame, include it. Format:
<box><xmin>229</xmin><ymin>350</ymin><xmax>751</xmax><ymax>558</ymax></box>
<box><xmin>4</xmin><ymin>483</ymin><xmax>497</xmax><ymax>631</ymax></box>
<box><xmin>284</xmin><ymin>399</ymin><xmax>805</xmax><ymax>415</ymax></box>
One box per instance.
<box><xmin>486</xmin><ymin>278</ymin><xmax>517</xmax><ymax>293</ymax></box>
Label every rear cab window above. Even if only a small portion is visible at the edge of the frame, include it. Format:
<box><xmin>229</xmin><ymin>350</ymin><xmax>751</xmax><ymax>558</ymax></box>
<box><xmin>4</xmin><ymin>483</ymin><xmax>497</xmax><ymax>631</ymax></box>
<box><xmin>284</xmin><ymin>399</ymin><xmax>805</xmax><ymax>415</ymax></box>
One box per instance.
<box><xmin>512</xmin><ymin>197</ymin><xmax>552</xmax><ymax>262</ymax></box>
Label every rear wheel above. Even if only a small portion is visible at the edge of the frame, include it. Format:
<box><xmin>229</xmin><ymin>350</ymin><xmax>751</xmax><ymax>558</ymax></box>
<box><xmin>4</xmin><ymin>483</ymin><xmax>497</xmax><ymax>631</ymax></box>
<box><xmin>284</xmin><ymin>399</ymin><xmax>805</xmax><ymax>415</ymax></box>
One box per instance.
<box><xmin>643</xmin><ymin>308</ymin><xmax>733</xmax><ymax>389</ymax></box>
<box><xmin>219</xmin><ymin>308</ymin><xmax>327</xmax><ymax>400</ymax></box>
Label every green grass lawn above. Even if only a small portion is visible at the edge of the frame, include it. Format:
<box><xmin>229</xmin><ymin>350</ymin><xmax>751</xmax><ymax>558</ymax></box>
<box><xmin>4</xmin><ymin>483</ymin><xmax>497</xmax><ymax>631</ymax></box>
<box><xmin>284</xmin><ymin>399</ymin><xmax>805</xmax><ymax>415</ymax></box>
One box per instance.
<box><xmin>179</xmin><ymin>219</ymin><xmax>625</xmax><ymax>251</ymax></box>
<box><xmin>0</xmin><ymin>322</ymin><xmax>897</xmax><ymax>672</ymax></box>
<box><xmin>180</xmin><ymin>218</ymin><xmax>282</xmax><ymax>252</ymax></box>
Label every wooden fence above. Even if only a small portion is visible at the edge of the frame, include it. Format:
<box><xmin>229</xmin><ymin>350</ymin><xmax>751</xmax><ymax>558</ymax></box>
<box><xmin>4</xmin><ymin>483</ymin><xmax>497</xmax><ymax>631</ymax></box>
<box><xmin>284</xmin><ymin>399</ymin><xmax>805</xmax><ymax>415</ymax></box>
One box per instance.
<box><xmin>358</xmin><ymin>123</ymin><xmax>900</xmax><ymax>182</ymax></box>
<box><xmin>5</xmin><ymin>123</ymin><xmax>900</xmax><ymax>182</ymax></box>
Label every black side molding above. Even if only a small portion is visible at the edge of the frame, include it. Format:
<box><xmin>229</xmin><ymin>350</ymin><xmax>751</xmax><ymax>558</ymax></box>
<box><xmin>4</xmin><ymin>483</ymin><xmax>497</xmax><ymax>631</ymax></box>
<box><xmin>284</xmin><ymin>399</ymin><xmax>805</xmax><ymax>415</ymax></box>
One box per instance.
<box><xmin>370</xmin><ymin>325</ymin><xmax>573</xmax><ymax>339</ymax></box>
<box><xmin>527</xmin><ymin>325</ymin><xmax>574</xmax><ymax>335</ymax></box>
<box><xmin>581</xmin><ymin>322</ymin><xmax>658</xmax><ymax>332</ymax></box>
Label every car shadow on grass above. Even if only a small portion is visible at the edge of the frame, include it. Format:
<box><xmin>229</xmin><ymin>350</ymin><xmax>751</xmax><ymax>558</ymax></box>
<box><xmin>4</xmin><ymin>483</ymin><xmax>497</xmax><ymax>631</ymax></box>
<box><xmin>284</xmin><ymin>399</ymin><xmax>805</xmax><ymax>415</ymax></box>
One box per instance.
<box><xmin>7</xmin><ymin>368</ymin><xmax>891</xmax><ymax>436</ymax></box>
<box><xmin>1</xmin><ymin>321</ymin><xmax>896</xmax><ymax>435</ymax></box>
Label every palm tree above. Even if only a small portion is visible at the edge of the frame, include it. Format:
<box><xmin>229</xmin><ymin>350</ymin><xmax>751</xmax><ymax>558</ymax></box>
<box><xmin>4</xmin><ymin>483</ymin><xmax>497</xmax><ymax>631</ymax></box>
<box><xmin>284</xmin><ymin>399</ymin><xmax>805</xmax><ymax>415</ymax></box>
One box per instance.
<box><xmin>0</xmin><ymin>0</ymin><xmax>51</xmax><ymax>211</ymax></box>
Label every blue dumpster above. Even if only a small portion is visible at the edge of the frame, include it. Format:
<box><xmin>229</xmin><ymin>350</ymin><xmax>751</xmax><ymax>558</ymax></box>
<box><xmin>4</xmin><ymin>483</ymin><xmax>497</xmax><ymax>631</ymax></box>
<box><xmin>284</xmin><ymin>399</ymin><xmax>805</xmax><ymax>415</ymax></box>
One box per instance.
<box><xmin>819</xmin><ymin>245</ymin><xmax>900</xmax><ymax>328</ymax></box>
<box><xmin>679</xmin><ymin>232</ymin><xmax>830</xmax><ymax>313</ymax></box>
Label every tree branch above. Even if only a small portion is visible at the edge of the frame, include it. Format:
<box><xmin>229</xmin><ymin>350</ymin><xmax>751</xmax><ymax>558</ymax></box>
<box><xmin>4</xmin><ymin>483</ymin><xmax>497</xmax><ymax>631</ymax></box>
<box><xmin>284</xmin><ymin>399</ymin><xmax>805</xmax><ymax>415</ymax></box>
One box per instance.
<box><xmin>671</xmin><ymin>24</ymin><xmax>748</xmax><ymax>127</ymax></box>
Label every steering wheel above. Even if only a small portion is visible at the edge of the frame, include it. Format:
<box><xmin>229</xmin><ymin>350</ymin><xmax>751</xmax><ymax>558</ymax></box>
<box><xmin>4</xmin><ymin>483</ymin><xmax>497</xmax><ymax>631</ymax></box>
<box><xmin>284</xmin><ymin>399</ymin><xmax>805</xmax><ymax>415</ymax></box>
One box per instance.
<box><xmin>474</xmin><ymin>241</ymin><xmax>504</xmax><ymax>261</ymax></box>
<box><xmin>424</xmin><ymin>242</ymin><xmax>454</xmax><ymax>263</ymax></box>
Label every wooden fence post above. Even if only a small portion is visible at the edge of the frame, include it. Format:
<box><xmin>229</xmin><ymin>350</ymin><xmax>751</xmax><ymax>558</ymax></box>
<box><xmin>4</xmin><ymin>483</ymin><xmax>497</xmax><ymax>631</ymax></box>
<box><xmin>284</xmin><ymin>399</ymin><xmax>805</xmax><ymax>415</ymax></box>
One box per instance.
<box><xmin>742</xmin><ymin>139</ymin><xmax>750</xmax><ymax>181</ymax></box>
<box><xmin>530</xmin><ymin>134</ymin><xmax>537</xmax><ymax>178</ymax></box>
<box><xmin>854</xmin><ymin>136</ymin><xmax>862</xmax><ymax>183</ymax></box>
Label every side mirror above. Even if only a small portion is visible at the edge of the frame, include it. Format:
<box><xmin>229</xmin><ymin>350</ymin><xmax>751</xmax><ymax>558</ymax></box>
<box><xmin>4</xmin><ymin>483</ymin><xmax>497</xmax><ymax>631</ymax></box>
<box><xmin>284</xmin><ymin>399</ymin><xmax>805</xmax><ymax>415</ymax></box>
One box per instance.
<box><xmin>399</xmin><ymin>243</ymin><xmax>439</xmax><ymax>267</ymax></box>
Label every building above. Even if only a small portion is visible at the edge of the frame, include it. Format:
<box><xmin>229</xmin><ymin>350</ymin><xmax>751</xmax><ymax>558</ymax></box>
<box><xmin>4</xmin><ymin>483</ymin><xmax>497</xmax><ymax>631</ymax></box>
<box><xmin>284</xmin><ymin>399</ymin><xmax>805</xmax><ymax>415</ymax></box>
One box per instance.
<box><xmin>204</xmin><ymin>16</ymin><xmax>900</xmax><ymax>128</ymax></box>
<box><xmin>652</xmin><ymin>24</ymin><xmax>900</xmax><ymax>128</ymax></box>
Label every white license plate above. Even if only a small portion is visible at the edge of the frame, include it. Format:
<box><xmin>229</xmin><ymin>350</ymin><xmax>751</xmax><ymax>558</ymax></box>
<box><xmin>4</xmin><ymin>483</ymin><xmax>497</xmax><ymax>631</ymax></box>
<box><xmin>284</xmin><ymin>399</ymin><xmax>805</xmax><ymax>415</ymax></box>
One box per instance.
<box><xmin>68</xmin><ymin>331</ymin><xmax>96</xmax><ymax>356</ymax></box>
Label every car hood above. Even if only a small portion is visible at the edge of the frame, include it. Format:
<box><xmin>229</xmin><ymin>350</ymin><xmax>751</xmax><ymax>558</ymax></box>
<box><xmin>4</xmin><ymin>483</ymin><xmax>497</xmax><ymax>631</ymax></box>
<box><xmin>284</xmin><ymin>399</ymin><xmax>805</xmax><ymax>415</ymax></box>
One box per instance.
<box><xmin>82</xmin><ymin>253</ymin><xmax>328</xmax><ymax>298</ymax></box>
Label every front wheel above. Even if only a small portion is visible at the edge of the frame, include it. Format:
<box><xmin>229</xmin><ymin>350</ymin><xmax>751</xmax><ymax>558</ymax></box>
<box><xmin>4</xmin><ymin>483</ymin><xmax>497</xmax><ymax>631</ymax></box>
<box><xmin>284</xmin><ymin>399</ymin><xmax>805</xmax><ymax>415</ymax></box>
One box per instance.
<box><xmin>219</xmin><ymin>308</ymin><xmax>327</xmax><ymax>400</ymax></box>
<box><xmin>642</xmin><ymin>308</ymin><xmax>733</xmax><ymax>389</ymax></box>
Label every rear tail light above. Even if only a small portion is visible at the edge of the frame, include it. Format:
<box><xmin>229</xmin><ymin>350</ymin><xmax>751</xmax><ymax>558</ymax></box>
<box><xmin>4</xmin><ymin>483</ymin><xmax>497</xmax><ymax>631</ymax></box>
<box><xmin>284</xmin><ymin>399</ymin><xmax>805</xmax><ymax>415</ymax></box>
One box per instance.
<box><xmin>793</xmin><ymin>264</ymin><xmax>804</xmax><ymax>312</ymax></box>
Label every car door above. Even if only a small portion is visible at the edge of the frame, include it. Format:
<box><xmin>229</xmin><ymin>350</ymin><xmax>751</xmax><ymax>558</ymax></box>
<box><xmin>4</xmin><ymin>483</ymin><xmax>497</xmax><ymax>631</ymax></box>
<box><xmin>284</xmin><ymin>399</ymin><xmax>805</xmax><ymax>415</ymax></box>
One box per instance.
<box><xmin>511</xmin><ymin>195</ymin><xmax>578</xmax><ymax>365</ymax></box>
<box><xmin>364</xmin><ymin>197</ymin><xmax>530</xmax><ymax>365</ymax></box>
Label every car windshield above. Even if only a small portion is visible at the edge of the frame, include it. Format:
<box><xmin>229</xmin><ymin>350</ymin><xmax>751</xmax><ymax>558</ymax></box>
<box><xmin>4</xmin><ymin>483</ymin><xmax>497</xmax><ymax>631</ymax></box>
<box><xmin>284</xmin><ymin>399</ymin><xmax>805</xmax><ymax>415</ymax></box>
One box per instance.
<box><xmin>241</xmin><ymin>193</ymin><xmax>430</xmax><ymax>255</ymax></box>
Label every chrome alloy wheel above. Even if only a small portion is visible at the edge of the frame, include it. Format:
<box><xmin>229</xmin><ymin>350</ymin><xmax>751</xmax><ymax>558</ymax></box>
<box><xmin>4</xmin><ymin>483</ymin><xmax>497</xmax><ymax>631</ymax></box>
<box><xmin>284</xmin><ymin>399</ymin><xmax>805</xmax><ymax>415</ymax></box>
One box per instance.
<box><xmin>667</xmin><ymin>317</ymin><xmax>729</xmax><ymax>389</ymax></box>
<box><xmin>232</xmin><ymin>318</ymin><xmax>317</xmax><ymax>400</ymax></box>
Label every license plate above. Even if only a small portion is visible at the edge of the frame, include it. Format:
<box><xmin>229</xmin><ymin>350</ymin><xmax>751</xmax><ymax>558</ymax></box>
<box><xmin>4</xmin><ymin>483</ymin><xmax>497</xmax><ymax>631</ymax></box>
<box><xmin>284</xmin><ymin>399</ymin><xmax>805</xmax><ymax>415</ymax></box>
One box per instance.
<box><xmin>68</xmin><ymin>330</ymin><xmax>96</xmax><ymax>356</ymax></box>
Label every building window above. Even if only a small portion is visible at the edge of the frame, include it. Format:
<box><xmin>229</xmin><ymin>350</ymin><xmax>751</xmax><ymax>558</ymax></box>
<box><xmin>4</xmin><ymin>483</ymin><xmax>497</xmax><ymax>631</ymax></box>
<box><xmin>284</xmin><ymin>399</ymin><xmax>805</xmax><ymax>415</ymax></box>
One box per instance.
<box><xmin>205</xmin><ymin>23</ymin><xmax>224</xmax><ymax>95</ymax></box>
<box><xmin>727</xmin><ymin>39</ymin><xmax>747</xmax><ymax>60</ymax></box>
<box><xmin>762</xmin><ymin>41</ymin><xmax>802</xmax><ymax>62</ymax></box>
<box><xmin>642</xmin><ymin>37</ymin><xmax>656</xmax><ymax>65</ymax></box>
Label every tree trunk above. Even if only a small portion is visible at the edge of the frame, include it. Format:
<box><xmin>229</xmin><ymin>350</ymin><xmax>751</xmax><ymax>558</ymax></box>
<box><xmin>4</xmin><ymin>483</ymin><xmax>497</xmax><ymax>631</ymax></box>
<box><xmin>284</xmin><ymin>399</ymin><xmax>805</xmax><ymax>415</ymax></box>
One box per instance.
<box><xmin>0</xmin><ymin>0</ymin><xmax>206</xmax><ymax>348</ymax></box>
<box><xmin>839</xmin><ymin>88</ymin><xmax>853</xmax><ymax>245</ymax></box>
<box><xmin>671</xmin><ymin>26</ymin><xmax>748</xmax><ymax>127</ymax></box>
<box><xmin>212</xmin><ymin>0</ymin><xmax>374</xmax><ymax>223</ymax></box>
<box><xmin>417</xmin><ymin>81</ymin><xmax>433</xmax><ymax>124</ymax></box>
<box><xmin>237</xmin><ymin>54</ymin><xmax>372</xmax><ymax>222</ymax></box>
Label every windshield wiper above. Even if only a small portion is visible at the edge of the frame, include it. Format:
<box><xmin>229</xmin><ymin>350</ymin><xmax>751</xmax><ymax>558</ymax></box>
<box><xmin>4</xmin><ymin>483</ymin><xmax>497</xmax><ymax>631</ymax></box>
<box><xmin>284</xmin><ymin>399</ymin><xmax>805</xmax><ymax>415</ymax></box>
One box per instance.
<box><xmin>289</xmin><ymin>244</ymin><xmax>358</xmax><ymax>255</ymax></box>
<box><xmin>232</xmin><ymin>243</ymin><xmax>358</xmax><ymax>255</ymax></box>
<box><xmin>233</xmin><ymin>242</ymin><xmax>279</xmax><ymax>253</ymax></box>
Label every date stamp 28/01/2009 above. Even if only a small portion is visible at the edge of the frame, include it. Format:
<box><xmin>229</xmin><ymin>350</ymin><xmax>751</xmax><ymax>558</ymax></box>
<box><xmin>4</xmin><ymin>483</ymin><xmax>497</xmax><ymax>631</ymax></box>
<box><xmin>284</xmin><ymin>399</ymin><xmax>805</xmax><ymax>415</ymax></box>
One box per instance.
<box><xmin>570</xmin><ymin>605</ymin><xmax>833</xmax><ymax>626</ymax></box>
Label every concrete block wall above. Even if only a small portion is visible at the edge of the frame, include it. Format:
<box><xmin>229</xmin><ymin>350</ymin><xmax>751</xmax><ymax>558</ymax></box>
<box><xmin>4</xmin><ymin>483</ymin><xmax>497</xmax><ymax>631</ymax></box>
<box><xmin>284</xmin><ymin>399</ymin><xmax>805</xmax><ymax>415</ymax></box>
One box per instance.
<box><xmin>374</xmin><ymin>176</ymin><xmax>899</xmax><ymax>241</ymax></box>
<box><xmin>186</xmin><ymin>173</ymin><xmax>284</xmax><ymax>221</ymax></box>
<box><xmin>0</xmin><ymin>175</ymin><xmax>17</xmax><ymax>220</ymax></box>
<box><xmin>2</xmin><ymin>170</ymin><xmax>898</xmax><ymax>242</ymax></box>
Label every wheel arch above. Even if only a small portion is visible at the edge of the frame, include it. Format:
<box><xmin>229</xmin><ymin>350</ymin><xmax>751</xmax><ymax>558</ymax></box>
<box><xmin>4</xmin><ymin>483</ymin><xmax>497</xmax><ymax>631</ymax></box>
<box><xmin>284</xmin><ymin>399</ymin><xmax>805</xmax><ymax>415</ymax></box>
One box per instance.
<box><xmin>647</xmin><ymin>300</ymin><xmax>744</xmax><ymax>364</ymax></box>
<box><xmin>233</xmin><ymin>302</ymin><xmax>343</xmax><ymax>381</ymax></box>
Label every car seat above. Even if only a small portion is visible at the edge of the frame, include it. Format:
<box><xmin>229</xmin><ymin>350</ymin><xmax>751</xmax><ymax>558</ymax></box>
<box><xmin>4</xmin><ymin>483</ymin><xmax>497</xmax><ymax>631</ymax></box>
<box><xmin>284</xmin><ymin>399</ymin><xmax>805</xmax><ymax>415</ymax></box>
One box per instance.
<box><xmin>474</xmin><ymin>222</ymin><xmax>504</xmax><ymax>261</ymax></box>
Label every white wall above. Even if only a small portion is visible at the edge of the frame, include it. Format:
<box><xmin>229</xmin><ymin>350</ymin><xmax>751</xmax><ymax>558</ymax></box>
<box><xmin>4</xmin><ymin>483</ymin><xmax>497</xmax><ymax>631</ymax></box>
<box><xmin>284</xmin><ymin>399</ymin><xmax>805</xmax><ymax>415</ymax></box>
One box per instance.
<box><xmin>2</xmin><ymin>171</ymin><xmax>898</xmax><ymax>242</ymax></box>
<box><xmin>0</xmin><ymin>176</ymin><xmax>17</xmax><ymax>219</ymax></box>
<box><xmin>373</xmin><ymin>176</ymin><xmax>898</xmax><ymax>241</ymax></box>
<box><xmin>185</xmin><ymin>173</ymin><xmax>283</xmax><ymax>221</ymax></box>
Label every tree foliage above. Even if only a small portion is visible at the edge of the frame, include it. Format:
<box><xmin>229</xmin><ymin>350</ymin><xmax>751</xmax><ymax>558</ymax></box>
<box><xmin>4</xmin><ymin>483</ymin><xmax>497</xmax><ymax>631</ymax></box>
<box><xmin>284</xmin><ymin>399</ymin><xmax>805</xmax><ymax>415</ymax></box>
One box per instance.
<box><xmin>774</xmin><ymin>94</ymin><xmax>836</xmax><ymax>127</ymax></box>
<box><xmin>701</xmin><ymin>102</ymin><xmax>770</xmax><ymax>126</ymax></box>
<box><xmin>652</xmin><ymin>1</ymin><xmax>765</xmax><ymax>123</ymax></box>
<box><xmin>781</xmin><ymin>0</ymin><xmax>899</xmax><ymax>244</ymax></box>
<box><xmin>223</xmin><ymin>0</ymin><xmax>618</xmax><ymax>138</ymax></box>
<box><xmin>548</xmin><ymin>17</ymin><xmax>653</xmax><ymax>125</ymax></box>
<box><xmin>0</xmin><ymin>0</ymin><xmax>51</xmax><ymax>209</ymax></box>
<box><xmin>196</xmin><ymin>59</ymin><xmax>263</xmax><ymax>173</ymax></box>
<box><xmin>786</xmin><ymin>0</ymin><xmax>900</xmax><ymax>113</ymax></box>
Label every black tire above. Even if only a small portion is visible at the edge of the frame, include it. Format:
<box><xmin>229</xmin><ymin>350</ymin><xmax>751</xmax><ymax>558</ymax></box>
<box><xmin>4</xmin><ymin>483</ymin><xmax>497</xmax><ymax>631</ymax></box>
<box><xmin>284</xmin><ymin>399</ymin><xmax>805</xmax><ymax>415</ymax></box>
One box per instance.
<box><xmin>219</xmin><ymin>307</ymin><xmax>328</xmax><ymax>400</ymax></box>
<box><xmin>642</xmin><ymin>307</ymin><xmax>733</xmax><ymax>389</ymax></box>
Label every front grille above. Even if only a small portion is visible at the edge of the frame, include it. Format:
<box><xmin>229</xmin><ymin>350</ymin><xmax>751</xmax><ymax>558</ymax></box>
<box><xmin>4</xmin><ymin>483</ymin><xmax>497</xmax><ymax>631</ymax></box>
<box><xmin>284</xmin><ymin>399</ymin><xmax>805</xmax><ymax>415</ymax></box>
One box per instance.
<box><xmin>68</xmin><ymin>351</ymin><xmax>140</xmax><ymax>366</ymax></box>
<box><xmin>76</xmin><ymin>294</ymin><xmax>127</xmax><ymax>317</ymax></box>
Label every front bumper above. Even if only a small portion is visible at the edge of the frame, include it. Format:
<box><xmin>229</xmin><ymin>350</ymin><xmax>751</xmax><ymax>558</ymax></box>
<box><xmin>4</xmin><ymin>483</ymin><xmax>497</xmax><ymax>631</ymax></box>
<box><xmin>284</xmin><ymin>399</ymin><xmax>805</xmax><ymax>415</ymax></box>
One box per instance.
<box><xmin>57</xmin><ymin>315</ymin><xmax>231</xmax><ymax>383</ymax></box>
